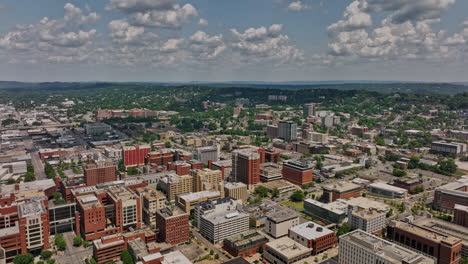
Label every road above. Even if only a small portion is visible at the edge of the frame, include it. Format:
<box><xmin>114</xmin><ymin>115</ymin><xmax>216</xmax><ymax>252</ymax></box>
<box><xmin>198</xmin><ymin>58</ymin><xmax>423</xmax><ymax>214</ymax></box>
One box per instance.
<box><xmin>190</xmin><ymin>227</ymin><xmax>230</xmax><ymax>262</ymax></box>
<box><xmin>56</xmin><ymin>232</ymin><xmax>92</xmax><ymax>264</ymax></box>
<box><xmin>24</xmin><ymin>139</ymin><xmax>47</xmax><ymax>180</ymax></box>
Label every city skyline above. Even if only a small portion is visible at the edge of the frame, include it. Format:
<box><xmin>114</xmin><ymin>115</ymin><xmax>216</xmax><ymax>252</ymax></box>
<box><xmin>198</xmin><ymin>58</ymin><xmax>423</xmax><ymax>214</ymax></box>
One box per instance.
<box><xmin>1</xmin><ymin>0</ymin><xmax>468</xmax><ymax>82</ymax></box>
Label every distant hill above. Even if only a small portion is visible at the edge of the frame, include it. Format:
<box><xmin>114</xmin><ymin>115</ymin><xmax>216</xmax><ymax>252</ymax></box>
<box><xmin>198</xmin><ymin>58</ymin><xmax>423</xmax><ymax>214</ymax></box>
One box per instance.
<box><xmin>0</xmin><ymin>81</ymin><xmax>466</xmax><ymax>95</ymax></box>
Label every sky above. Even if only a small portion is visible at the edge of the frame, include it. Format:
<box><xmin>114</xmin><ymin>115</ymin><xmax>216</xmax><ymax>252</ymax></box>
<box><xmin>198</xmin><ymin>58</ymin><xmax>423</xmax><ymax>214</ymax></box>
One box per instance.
<box><xmin>0</xmin><ymin>0</ymin><xmax>468</xmax><ymax>82</ymax></box>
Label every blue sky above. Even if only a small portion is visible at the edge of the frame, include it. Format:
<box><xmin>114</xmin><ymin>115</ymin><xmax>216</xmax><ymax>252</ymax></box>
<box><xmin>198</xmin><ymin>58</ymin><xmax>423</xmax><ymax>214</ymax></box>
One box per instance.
<box><xmin>0</xmin><ymin>0</ymin><xmax>467</xmax><ymax>82</ymax></box>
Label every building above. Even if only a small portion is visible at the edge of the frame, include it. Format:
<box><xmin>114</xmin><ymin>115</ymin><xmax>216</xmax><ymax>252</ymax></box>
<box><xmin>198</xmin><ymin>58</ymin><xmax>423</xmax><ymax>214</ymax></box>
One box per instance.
<box><xmin>368</xmin><ymin>182</ymin><xmax>408</xmax><ymax>199</ymax></box>
<box><xmin>123</xmin><ymin>144</ymin><xmax>151</xmax><ymax>168</ymax></box>
<box><xmin>288</xmin><ymin>221</ymin><xmax>337</xmax><ymax>255</ymax></box>
<box><xmin>278</xmin><ymin>121</ymin><xmax>297</xmax><ymax>141</ymax></box>
<box><xmin>309</xmin><ymin>132</ymin><xmax>328</xmax><ymax>144</ymax></box>
<box><xmin>199</xmin><ymin>207</ymin><xmax>249</xmax><ymax>244</ymax></box>
<box><xmin>162</xmin><ymin>251</ymin><xmax>192</xmax><ymax>264</ymax></box>
<box><xmin>223</xmin><ymin>230</ymin><xmax>268</xmax><ymax>258</ymax></box>
<box><xmin>92</xmin><ymin>235</ymin><xmax>127</xmax><ymax>264</ymax></box>
<box><xmin>135</xmin><ymin>187</ymin><xmax>167</xmax><ymax>229</ymax></box>
<box><xmin>303</xmin><ymin>103</ymin><xmax>317</xmax><ymax>117</ymax></box>
<box><xmin>259</xmin><ymin>180</ymin><xmax>297</xmax><ymax>195</ymax></box>
<box><xmin>194</xmin><ymin>198</ymin><xmax>242</xmax><ymax>228</ymax></box>
<box><xmin>224</xmin><ymin>182</ymin><xmax>248</xmax><ymax>203</ymax></box>
<box><xmin>159</xmin><ymin>174</ymin><xmax>193</xmax><ymax>201</ymax></box>
<box><xmin>434</xmin><ymin>176</ymin><xmax>468</xmax><ymax>211</ymax></box>
<box><xmin>348</xmin><ymin>206</ymin><xmax>386</xmax><ymax>235</ymax></box>
<box><xmin>263</xmin><ymin>237</ymin><xmax>312</xmax><ymax>264</ymax></box>
<box><xmin>387</xmin><ymin>220</ymin><xmax>462</xmax><ymax>264</ymax></box>
<box><xmin>176</xmin><ymin>190</ymin><xmax>223</xmax><ymax>213</ymax></box>
<box><xmin>431</xmin><ymin>141</ymin><xmax>467</xmax><ymax>156</ymax></box>
<box><xmin>146</xmin><ymin>149</ymin><xmax>174</xmax><ymax>167</ymax></box>
<box><xmin>156</xmin><ymin>206</ymin><xmax>189</xmax><ymax>245</ymax></box>
<box><xmin>266</xmin><ymin>125</ymin><xmax>278</xmax><ymax>139</ymax></box>
<box><xmin>392</xmin><ymin>177</ymin><xmax>424</xmax><ymax>192</ymax></box>
<box><xmin>265</xmin><ymin>207</ymin><xmax>299</xmax><ymax>238</ymax></box>
<box><xmin>282</xmin><ymin>159</ymin><xmax>314</xmax><ymax>186</ymax></box>
<box><xmin>339</xmin><ymin>230</ymin><xmax>434</xmax><ymax>264</ymax></box>
<box><xmin>350</xmin><ymin>126</ymin><xmax>369</xmax><ymax>136</ymax></box>
<box><xmin>48</xmin><ymin>203</ymin><xmax>77</xmax><ymax>235</ymax></box>
<box><xmin>193</xmin><ymin>146</ymin><xmax>219</xmax><ymax>164</ymax></box>
<box><xmin>210</xmin><ymin>160</ymin><xmax>232</xmax><ymax>179</ymax></box>
<box><xmin>84</xmin><ymin>123</ymin><xmax>112</xmax><ymax>136</ymax></box>
<box><xmin>84</xmin><ymin>161</ymin><xmax>117</xmax><ymax>186</ymax></box>
<box><xmin>190</xmin><ymin>168</ymin><xmax>222</xmax><ymax>192</ymax></box>
<box><xmin>322</xmin><ymin>181</ymin><xmax>362</xmax><ymax>203</ymax></box>
<box><xmin>454</xmin><ymin>204</ymin><xmax>468</xmax><ymax>228</ymax></box>
<box><xmin>232</xmin><ymin>148</ymin><xmax>260</xmax><ymax>185</ymax></box>
<box><xmin>260</xmin><ymin>162</ymin><xmax>283</xmax><ymax>182</ymax></box>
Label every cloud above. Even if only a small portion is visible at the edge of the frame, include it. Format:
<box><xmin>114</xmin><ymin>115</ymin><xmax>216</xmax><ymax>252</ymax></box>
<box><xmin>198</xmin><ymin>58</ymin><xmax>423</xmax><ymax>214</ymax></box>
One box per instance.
<box><xmin>198</xmin><ymin>18</ymin><xmax>208</xmax><ymax>26</ymax></box>
<box><xmin>327</xmin><ymin>1</ymin><xmax>372</xmax><ymax>33</ymax></box>
<box><xmin>230</xmin><ymin>24</ymin><xmax>304</xmax><ymax>63</ymax></box>
<box><xmin>188</xmin><ymin>31</ymin><xmax>225</xmax><ymax>59</ymax></box>
<box><xmin>106</xmin><ymin>0</ymin><xmax>178</xmax><ymax>13</ymax></box>
<box><xmin>132</xmin><ymin>4</ymin><xmax>197</xmax><ymax>28</ymax></box>
<box><xmin>287</xmin><ymin>1</ymin><xmax>310</xmax><ymax>11</ymax></box>
<box><xmin>0</xmin><ymin>3</ymin><xmax>99</xmax><ymax>64</ymax></box>
<box><xmin>109</xmin><ymin>19</ymin><xmax>157</xmax><ymax>44</ymax></box>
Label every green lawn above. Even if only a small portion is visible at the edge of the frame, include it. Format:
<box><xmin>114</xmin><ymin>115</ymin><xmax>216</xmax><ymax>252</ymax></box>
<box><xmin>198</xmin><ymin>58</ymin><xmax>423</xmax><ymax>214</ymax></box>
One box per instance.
<box><xmin>281</xmin><ymin>200</ymin><xmax>304</xmax><ymax>211</ymax></box>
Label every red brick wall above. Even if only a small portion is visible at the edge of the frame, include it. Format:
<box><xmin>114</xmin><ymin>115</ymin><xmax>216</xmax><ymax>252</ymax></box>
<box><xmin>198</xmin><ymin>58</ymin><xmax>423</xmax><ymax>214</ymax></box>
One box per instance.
<box><xmin>282</xmin><ymin>166</ymin><xmax>313</xmax><ymax>185</ymax></box>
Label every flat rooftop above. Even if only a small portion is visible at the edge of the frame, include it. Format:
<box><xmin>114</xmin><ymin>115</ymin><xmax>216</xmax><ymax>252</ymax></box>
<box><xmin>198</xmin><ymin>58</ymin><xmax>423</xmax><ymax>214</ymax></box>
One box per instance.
<box><xmin>323</xmin><ymin>181</ymin><xmax>361</xmax><ymax>193</ymax></box>
<box><xmin>224</xmin><ymin>182</ymin><xmax>247</xmax><ymax>189</ymax></box>
<box><xmin>266</xmin><ymin>236</ymin><xmax>312</xmax><ymax>259</ymax></box>
<box><xmin>266</xmin><ymin>206</ymin><xmax>298</xmax><ymax>223</ymax></box>
<box><xmin>389</xmin><ymin>220</ymin><xmax>461</xmax><ymax>245</ymax></box>
<box><xmin>77</xmin><ymin>194</ymin><xmax>103</xmax><ymax>210</ymax></box>
<box><xmin>158</xmin><ymin>206</ymin><xmax>187</xmax><ymax>219</ymax></box>
<box><xmin>202</xmin><ymin>209</ymin><xmax>248</xmax><ymax>225</ymax></box>
<box><xmin>412</xmin><ymin>217</ymin><xmax>468</xmax><ymax>246</ymax></box>
<box><xmin>289</xmin><ymin>221</ymin><xmax>334</xmax><ymax>240</ymax></box>
<box><xmin>107</xmin><ymin>185</ymin><xmax>137</xmax><ymax>201</ymax></box>
<box><xmin>178</xmin><ymin>190</ymin><xmax>221</xmax><ymax>202</ymax></box>
<box><xmin>18</xmin><ymin>200</ymin><xmax>46</xmax><ymax>217</ymax></box>
<box><xmin>161</xmin><ymin>250</ymin><xmax>192</xmax><ymax>264</ymax></box>
<box><xmin>341</xmin><ymin>230</ymin><xmax>434</xmax><ymax>264</ymax></box>
<box><xmin>136</xmin><ymin>187</ymin><xmax>166</xmax><ymax>201</ymax></box>
<box><xmin>369</xmin><ymin>182</ymin><xmax>407</xmax><ymax>193</ymax></box>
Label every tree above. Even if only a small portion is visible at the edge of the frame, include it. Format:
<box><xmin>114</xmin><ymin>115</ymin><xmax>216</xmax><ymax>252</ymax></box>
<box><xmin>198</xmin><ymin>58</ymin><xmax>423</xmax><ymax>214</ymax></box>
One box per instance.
<box><xmin>165</xmin><ymin>141</ymin><xmax>172</xmax><ymax>148</ymax></box>
<box><xmin>209</xmin><ymin>249</ymin><xmax>214</xmax><ymax>255</ymax></box>
<box><xmin>55</xmin><ymin>234</ymin><xmax>66</xmax><ymax>251</ymax></box>
<box><xmin>40</xmin><ymin>250</ymin><xmax>53</xmax><ymax>260</ymax></box>
<box><xmin>438</xmin><ymin>158</ymin><xmax>457</xmax><ymax>174</ymax></box>
<box><xmin>89</xmin><ymin>258</ymin><xmax>98</xmax><ymax>264</ymax></box>
<box><xmin>13</xmin><ymin>254</ymin><xmax>34</xmax><ymax>264</ymax></box>
<box><xmin>392</xmin><ymin>168</ymin><xmax>407</xmax><ymax>177</ymax></box>
<box><xmin>254</xmin><ymin>186</ymin><xmax>269</xmax><ymax>197</ymax></box>
<box><xmin>315</xmin><ymin>160</ymin><xmax>323</xmax><ymax>170</ymax></box>
<box><xmin>386</xmin><ymin>208</ymin><xmax>394</xmax><ymax>218</ymax></box>
<box><xmin>47</xmin><ymin>259</ymin><xmax>56</xmax><ymax>264</ymax></box>
<box><xmin>121</xmin><ymin>250</ymin><xmax>134</xmax><ymax>264</ymax></box>
<box><xmin>271</xmin><ymin>188</ymin><xmax>280</xmax><ymax>198</ymax></box>
<box><xmin>127</xmin><ymin>167</ymin><xmax>139</xmax><ymax>175</ymax></box>
<box><xmin>73</xmin><ymin>236</ymin><xmax>83</xmax><ymax>247</ymax></box>
<box><xmin>290</xmin><ymin>190</ymin><xmax>305</xmax><ymax>202</ymax></box>
<box><xmin>337</xmin><ymin>223</ymin><xmax>351</xmax><ymax>236</ymax></box>
<box><xmin>52</xmin><ymin>192</ymin><xmax>62</xmax><ymax>200</ymax></box>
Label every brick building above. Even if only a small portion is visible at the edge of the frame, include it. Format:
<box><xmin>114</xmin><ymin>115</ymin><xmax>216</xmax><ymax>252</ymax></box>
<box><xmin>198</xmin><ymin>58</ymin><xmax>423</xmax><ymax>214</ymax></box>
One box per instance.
<box><xmin>146</xmin><ymin>149</ymin><xmax>174</xmax><ymax>167</ymax></box>
<box><xmin>232</xmin><ymin>148</ymin><xmax>261</xmax><ymax>185</ymax></box>
<box><xmin>322</xmin><ymin>181</ymin><xmax>362</xmax><ymax>203</ymax></box>
<box><xmin>84</xmin><ymin>161</ymin><xmax>117</xmax><ymax>186</ymax></box>
<box><xmin>288</xmin><ymin>221</ymin><xmax>337</xmax><ymax>255</ymax></box>
<box><xmin>123</xmin><ymin>144</ymin><xmax>151</xmax><ymax>168</ymax></box>
<box><xmin>282</xmin><ymin>159</ymin><xmax>314</xmax><ymax>185</ymax></box>
<box><xmin>454</xmin><ymin>204</ymin><xmax>468</xmax><ymax>228</ymax></box>
<box><xmin>434</xmin><ymin>176</ymin><xmax>468</xmax><ymax>211</ymax></box>
<box><xmin>223</xmin><ymin>230</ymin><xmax>268</xmax><ymax>258</ymax></box>
<box><xmin>156</xmin><ymin>206</ymin><xmax>189</xmax><ymax>245</ymax></box>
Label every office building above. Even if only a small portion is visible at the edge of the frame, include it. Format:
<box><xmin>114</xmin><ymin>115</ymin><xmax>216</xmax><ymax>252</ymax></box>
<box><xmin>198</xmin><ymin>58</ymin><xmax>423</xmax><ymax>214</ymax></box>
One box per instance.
<box><xmin>223</xmin><ymin>230</ymin><xmax>268</xmax><ymax>258</ymax></box>
<box><xmin>348</xmin><ymin>206</ymin><xmax>386</xmax><ymax>235</ymax></box>
<box><xmin>210</xmin><ymin>159</ymin><xmax>232</xmax><ymax>179</ymax></box>
<box><xmin>322</xmin><ymin>181</ymin><xmax>362</xmax><ymax>203</ymax></box>
<box><xmin>387</xmin><ymin>220</ymin><xmax>462</xmax><ymax>264</ymax></box>
<box><xmin>266</xmin><ymin>125</ymin><xmax>279</xmax><ymax>139</ymax></box>
<box><xmin>84</xmin><ymin>123</ymin><xmax>112</xmax><ymax>136</ymax></box>
<box><xmin>309</xmin><ymin>132</ymin><xmax>328</xmax><ymax>144</ymax></box>
<box><xmin>232</xmin><ymin>148</ymin><xmax>261</xmax><ymax>185</ymax></box>
<box><xmin>199</xmin><ymin>207</ymin><xmax>249</xmax><ymax>244</ymax></box>
<box><xmin>92</xmin><ymin>235</ymin><xmax>127</xmax><ymax>264</ymax></box>
<box><xmin>282</xmin><ymin>159</ymin><xmax>314</xmax><ymax>186</ymax></box>
<box><xmin>434</xmin><ymin>176</ymin><xmax>468</xmax><ymax>211</ymax></box>
<box><xmin>156</xmin><ymin>206</ymin><xmax>189</xmax><ymax>245</ymax></box>
<box><xmin>263</xmin><ymin>237</ymin><xmax>312</xmax><ymax>264</ymax></box>
<box><xmin>454</xmin><ymin>204</ymin><xmax>468</xmax><ymax>228</ymax></box>
<box><xmin>123</xmin><ymin>144</ymin><xmax>151</xmax><ymax>168</ymax></box>
<box><xmin>190</xmin><ymin>168</ymin><xmax>223</xmax><ymax>192</ymax></box>
<box><xmin>48</xmin><ymin>203</ymin><xmax>77</xmax><ymax>235</ymax></box>
<box><xmin>288</xmin><ymin>221</ymin><xmax>337</xmax><ymax>255</ymax></box>
<box><xmin>134</xmin><ymin>187</ymin><xmax>167</xmax><ymax>229</ymax></box>
<box><xmin>176</xmin><ymin>190</ymin><xmax>223</xmax><ymax>213</ymax></box>
<box><xmin>303</xmin><ymin>103</ymin><xmax>317</xmax><ymax>117</ymax></box>
<box><xmin>193</xmin><ymin>146</ymin><xmax>219</xmax><ymax>164</ymax></box>
<box><xmin>368</xmin><ymin>182</ymin><xmax>408</xmax><ymax>199</ymax></box>
<box><xmin>339</xmin><ymin>230</ymin><xmax>434</xmax><ymax>264</ymax></box>
<box><xmin>265</xmin><ymin>207</ymin><xmax>299</xmax><ymax>238</ymax></box>
<box><xmin>84</xmin><ymin>161</ymin><xmax>117</xmax><ymax>186</ymax></box>
<box><xmin>224</xmin><ymin>182</ymin><xmax>248</xmax><ymax>203</ymax></box>
<box><xmin>278</xmin><ymin>121</ymin><xmax>297</xmax><ymax>141</ymax></box>
<box><xmin>146</xmin><ymin>149</ymin><xmax>174</xmax><ymax>167</ymax></box>
<box><xmin>159</xmin><ymin>174</ymin><xmax>193</xmax><ymax>201</ymax></box>
<box><xmin>392</xmin><ymin>177</ymin><xmax>424</xmax><ymax>192</ymax></box>
<box><xmin>194</xmin><ymin>198</ymin><xmax>242</xmax><ymax>228</ymax></box>
<box><xmin>431</xmin><ymin>141</ymin><xmax>467</xmax><ymax>156</ymax></box>
<box><xmin>260</xmin><ymin>162</ymin><xmax>283</xmax><ymax>182</ymax></box>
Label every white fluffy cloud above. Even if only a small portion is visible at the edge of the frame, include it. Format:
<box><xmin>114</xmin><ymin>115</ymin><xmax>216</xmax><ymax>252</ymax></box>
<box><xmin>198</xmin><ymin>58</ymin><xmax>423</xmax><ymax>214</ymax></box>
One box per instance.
<box><xmin>132</xmin><ymin>4</ymin><xmax>197</xmax><ymax>28</ymax></box>
<box><xmin>287</xmin><ymin>1</ymin><xmax>310</xmax><ymax>11</ymax></box>
<box><xmin>189</xmin><ymin>31</ymin><xmax>225</xmax><ymax>59</ymax></box>
<box><xmin>106</xmin><ymin>0</ymin><xmax>178</xmax><ymax>12</ymax></box>
<box><xmin>327</xmin><ymin>1</ymin><xmax>372</xmax><ymax>33</ymax></box>
<box><xmin>109</xmin><ymin>19</ymin><xmax>157</xmax><ymax>44</ymax></box>
<box><xmin>230</xmin><ymin>24</ymin><xmax>304</xmax><ymax>63</ymax></box>
<box><xmin>198</xmin><ymin>18</ymin><xmax>208</xmax><ymax>26</ymax></box>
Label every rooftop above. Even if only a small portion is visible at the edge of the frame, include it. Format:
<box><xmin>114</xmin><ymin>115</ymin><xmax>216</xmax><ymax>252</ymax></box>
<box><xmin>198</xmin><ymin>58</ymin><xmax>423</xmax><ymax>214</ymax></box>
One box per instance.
<box><xmin>266</xmin><ymin>236</ymin><xmax>312</xmax><ymax>259</ymax></box>
<box><xmin>369</xmin><ymin>182</ymin><xmax>407</xmax><ymax>194</ymax></box>
<box><xmin>289</xmin><ymin>221</ymin><xmax>334</xmax><ymax>240</ymax></box>
<box><xmin>178</xmin><ymin>190</ymin><xmax>221</xmax><ymax>202</ymax></box>
<box><xmin>107</xmin><ymin>185</ymin><xmax>137</xmax><ymax>201</ymax></box>
<box><xmin>341</xmin><ymin>230</ymin><xmax>434</xmax><ymax>264</ymax></box>
<box><xmin>135</xmin><ymin>186</ymin><xmax>166</xmax><ymax>201</ymax></box>
<box><xmin>18</xmin><ymin>200</ymin><xmax>46</xmax><ymax>217</ymax></box>
<box><xmin>389</xmin><ymin>220</ymin><xmax>461</xmax><ymax>245</ymax></box>
<box><xmin>266</xmin><ymin>206</ymin><xmax>298</xmax><ymax>223</ymax></box>
<box><xmin>77</xmin><ymin>194</ymin><xmax>103</xmax><ymax>210</ymax></box>
<box><xmin>202</xmin><ymin>209</ymin><xmax>249</xmax><ymax>225</ymax></box>
<box><xmin>224</xmin><ymin>182</ymin><xmax>247</xmax><ymax>189</ymax></box>
<box><xmin>158</xmin><ymin>206</ymin><xmax>187</xmax><ymax>219</ymax></box>
<box><xmin>161</xmin><ymin>250</ymin><xmax>192</xmax><ymax>264</ymax></box>
<box><xmin>322</xmin><ymin>181</ymin><xmax>361</xmax><ymax>193</ymax></box>
<box><xmin>412</xmin><ymin>217</ymin><xmax>468</xmax><ymax>246</ymax></box>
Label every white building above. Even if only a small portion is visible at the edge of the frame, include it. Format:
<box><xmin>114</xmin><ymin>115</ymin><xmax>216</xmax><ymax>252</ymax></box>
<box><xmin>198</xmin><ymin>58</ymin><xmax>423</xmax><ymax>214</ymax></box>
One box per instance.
<box><xmin>339</xmin><ymin>230</ymin><xmax>434</xmax><ymax>264</ymax></box>
<box><xmin>263</xmin><ymin>237</ymin><xmax>312</xmax><ymax>264</ymax></box>
<box><xmin>368</xmin><ymin>182</ymin><xmax>408</xmax><ymax>199</ymax></box>
<box><xmin>265</xmin><ymin>207</ymin><xmax>299</xmax><ymax>238</ymax></box>
<box><xmin>199</xmin><ymin>206</ymin><xmax>249</xmax><ymax>244</ymax></box>
<box><xmin>193</xmin><ymin>145</ymin><xmax>219</xmax><ymax>164</ymax></box>
<box><xmin>348</xmin><ymin>206</ymin><xmax>386</xmax><ymax>234</ymax></box>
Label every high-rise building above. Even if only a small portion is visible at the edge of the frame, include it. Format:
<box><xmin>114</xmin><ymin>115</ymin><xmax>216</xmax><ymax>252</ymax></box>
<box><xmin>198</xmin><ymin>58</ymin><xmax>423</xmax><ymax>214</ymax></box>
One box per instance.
<box><xmin>266</xmin><ymin>125</ymin><xmax>279</xmax><ymax>139</ymax></box>
<box><xmin>190</xmin><ymin>168</ymin><xmax>223</xmax><ymax>192</ymax></box>
<box><xmin>84</xmin><ymin>161</ymin><xmax>117</xmax><ymax>186</ymax></box>
<box><xmin>339</xmin><ymin>230</ymin><xmax>434</xmax><ymax>264</ymax></box>
<box><xmin>159</xmin><ymin>174</ymin><xmax>193</xmax><ymax>201</ymax></box>
<box><xmin>347</xmin><ymin>206</ymin><xmax>386</xmax><ymax>235</ymax></box>
<box><xmin>193</xmin><ymin>146</ymin><xmax>219</xmax><ymax>164</ymax></box>
<box><xmin>194</xmin><ymin>198</ymin><xmax>242</xmax><ymax>229</ymax></box>
<box><xmin>123</xmin><ymin>144</ymin><xmax>151</xmax><ymax>168</ymax></box>
<box><xmin>232</xmin><ymin>148</ymin><xmax>261</xmax><ymax>185</ymax></box>
<box><xmin>303</xmin><ymin>103</ymin><xmax>317</xmax><ymax>117</ymax></box>
<box><xmin>278</xmin><ymin>121</ymin><xmax>297</xmax><ymax>141</ymax></box>
<box><xmin>134</xmin><ymin>187</ymin><xmax>167</xmax><ymax>229</ymax></box>
<box><xmin>265</xmin><ymin>207</ymin><xmax>299</xmax><ymax>238</ymax></box>
<box><xmin>156</xmin><ymin>206</ymin><xmax>189</xmax><ymax>245</ymax></box>
<box><xmin>146</xmin><ymin>149</ymin><xmax>174</xmax><ymax>167</ymax></box>
<box><xmin>224</xmin><ymin>182</ymin><xmax>248</xmax><ymax>203</ymax></box>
